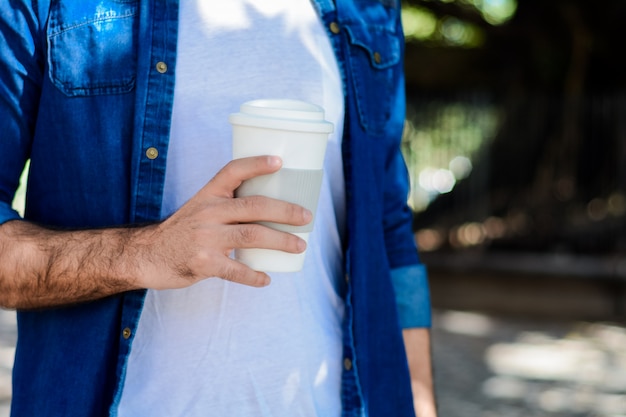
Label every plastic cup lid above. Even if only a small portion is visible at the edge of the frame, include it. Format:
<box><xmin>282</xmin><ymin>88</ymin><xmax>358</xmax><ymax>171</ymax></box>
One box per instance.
<box><xmin>229</xmin><ymin>99</ymin><xmax>334</xmax><ymax>133</ymax></box>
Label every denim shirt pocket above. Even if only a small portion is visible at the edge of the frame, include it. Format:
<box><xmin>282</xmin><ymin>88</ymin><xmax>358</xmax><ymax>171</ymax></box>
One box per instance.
<box><xmin>46</xmin><ymin>1</ymin><xmax>139</xmax><ymax>97</ymax></box>
<box><xmin>343</xmin><ymin>23</ymin><xmax>401</xmax><ymax>136</ymax></box>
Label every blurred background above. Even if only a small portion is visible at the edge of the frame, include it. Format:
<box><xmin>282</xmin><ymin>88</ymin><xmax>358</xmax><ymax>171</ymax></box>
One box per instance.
<box><xmin>3</xmin><ymin>0</ymin><xmax>626</xmax><ymax>416</ymax></box>
<box><xmin>401</xmin><ymin>0</ymin><xmax>626</xmax><ymax>415</ymax></box>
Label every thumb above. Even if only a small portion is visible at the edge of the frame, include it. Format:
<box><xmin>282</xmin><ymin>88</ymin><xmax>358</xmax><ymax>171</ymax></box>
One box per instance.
<box><xmin>205</xmin><ymin>156</ymin><xmax>282</xmax><ymax>197</ymax></box>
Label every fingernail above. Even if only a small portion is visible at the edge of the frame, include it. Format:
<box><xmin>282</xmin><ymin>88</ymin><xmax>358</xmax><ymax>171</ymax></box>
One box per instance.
<box><xmin>303</xmin><ymin>209</ymin><xmax>313</xmax><ymax>223</ymax></box>
<box><xmin>297</xmin><ymin>238</ymin><xmax>307</xmax><ymax>253</ymax></box>
<box><xmin>262</xmin><ymin>275</ymin><xmax>271</xmax><ymax>286</ymax></box>
<box><xmin>268</xmin><ymin>156</ymin><xmax>282</xmax><ymax>167</ymax></box>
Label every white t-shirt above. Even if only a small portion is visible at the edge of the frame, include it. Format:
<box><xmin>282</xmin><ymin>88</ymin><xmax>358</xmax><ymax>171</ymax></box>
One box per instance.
<box><xmin>117</xmin><ymin>1</ymin><xmax>346</xmax><ymax>416</ymax></box>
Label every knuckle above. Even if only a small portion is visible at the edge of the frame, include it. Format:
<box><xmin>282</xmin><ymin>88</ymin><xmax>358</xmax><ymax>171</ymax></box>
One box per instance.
<box><xmin>222</xmin><ymin>159</ymin><xmax>238</xmax><ymax>172</ymax></box>
<box><xmin>218</xmin><ymin>264</ymin><xmax>238</xmax><ymax>282</ymax></box>
<box><xmin>213</xmin><ymin>163</ymin><xmax>232</xmax><ymax>182</ymax></box>
<box><xmin>288</xmin><ymin>203</ymin><xmax>302</xmax><ymax>221</ymax></box>
<box><xmin>235</xmin><ymin>196</ymin><xmax>265</xmax><ymax>214</ymax></box>
<box><xmin>282</xmin><ymin>232</ymin><xmax>301</xmax><ymax>253</ymax></box>
<box><xmin>233</xmin><ymin>224</ymin><xmax>260</xmax><ymax>245</ymax></box>
<box><xmin>218</xmin><ymin>262</ymin><xmax>260</xmax><ymax>287</ymax></box>
<box><xmin>286</xmin><ymin>203</ymin><xmax>306</xmax><ymax>225</ymax></box>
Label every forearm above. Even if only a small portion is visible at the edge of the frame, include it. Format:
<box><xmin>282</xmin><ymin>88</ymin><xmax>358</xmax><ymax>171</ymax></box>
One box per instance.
<box><xmin>403</xmin><ymin>327</ymin><xmax>438</xmax><ymax>417</ymax></box>
<box><xmin>0</xmin><ymin>220</ymin><xmax>150</xmax><ymax>309</ymax></box>
<box><xmin>0</xmin><ymin>158</ymin><xmax>312</xmax><ymax>309</ymax></box>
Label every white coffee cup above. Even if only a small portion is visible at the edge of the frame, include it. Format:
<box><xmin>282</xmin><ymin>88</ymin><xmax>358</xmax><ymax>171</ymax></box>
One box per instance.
<box><xmin>229</xmin><ymin>99</ymin><xmax>334</xmax><ymax>272</ymax></box>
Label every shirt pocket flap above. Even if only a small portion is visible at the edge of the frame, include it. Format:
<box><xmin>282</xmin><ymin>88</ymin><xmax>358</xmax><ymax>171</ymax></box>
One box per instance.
<box><xmin>342</xmin><ymin>22</ymin><xmax>402</xmax><ymax>135</ymax></box>
<box><xmin>343</xmin><ymin>24</ymin><xmax>400</xmax><ymax>70</ymax></box>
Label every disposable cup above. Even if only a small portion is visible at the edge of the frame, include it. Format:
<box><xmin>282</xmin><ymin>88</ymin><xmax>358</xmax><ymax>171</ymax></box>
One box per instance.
<box><xmin>229</xmin><ymin>99</ymin><xmax>333</xmax><ymax>272</ymax></box>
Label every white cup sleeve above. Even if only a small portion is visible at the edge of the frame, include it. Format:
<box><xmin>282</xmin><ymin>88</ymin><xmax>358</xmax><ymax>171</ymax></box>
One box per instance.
<box><xmin>235</xmin><ymin>168</ymin><xmax>324</xmax><ymax>233</ymax></box>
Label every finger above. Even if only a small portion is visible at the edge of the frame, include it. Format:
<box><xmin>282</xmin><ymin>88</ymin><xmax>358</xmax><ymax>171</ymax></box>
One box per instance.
<box><xmin>217</xmin><ymin>258</ymin><xmax>271</xmax><ymax>287</ymax></box>
<box><xmin>227</xmin><ymin>223</ymin><xmax>307</xmax><ymax>253</ymax></box>
<box><xmin>208</xmin><ymin>156</ymin><xmax>282</xmax><ymax>196</ymax></box>
<box><xmin>226</xmin><ymin>196</ymin><xmax>313</xmax><ymax>226</ymax></box>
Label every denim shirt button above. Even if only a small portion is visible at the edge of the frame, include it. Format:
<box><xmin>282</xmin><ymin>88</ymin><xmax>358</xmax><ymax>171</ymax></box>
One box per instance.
<box><xmin>122</xmin><ymin>327</ymin><xmax>132</xmax><ymax>339</ymax></box>
<box><xmin>373</xmin><ymin>52</ymin><xmax>382</xmax><ymax>64</ymax></box>
<box><xmin>156</xmin><ymin>61</ymin><xmax>168</xmax><ymax>73</ymax></box>
<box><xmin>146</xmin><ymin>147</ymin><xmax>159</xmax><ymax>160</ymax></box>
<box><xmin>329</xmin><ymin>21</ymin><xmax>340</xmax><ymax>34</ymax></box>
<box><xmin>343</xmin><ymin>357</ymin><xmax>353</xmax><ymax>371</ymax></box>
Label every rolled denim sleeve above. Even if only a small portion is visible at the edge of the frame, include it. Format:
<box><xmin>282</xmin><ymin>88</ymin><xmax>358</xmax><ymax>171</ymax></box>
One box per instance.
<box><xmin>0</xmin><ymin>204</ymin><xmax>21</xmax><ymax>226</ymax></box>
<box><xmin>381</xmin><ymin>106</ymin><xmax>432</xmax><ymax>328</ymax></box>
<box><xmin>390</xmin><ymin>264</ymin><xmax>432</xmax><ymax>328</ymax></box>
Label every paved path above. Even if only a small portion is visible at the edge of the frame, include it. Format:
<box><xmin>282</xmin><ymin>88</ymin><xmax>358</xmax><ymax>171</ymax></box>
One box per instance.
<box><xmin>0</xmin><ymin>310</ymin><xmax>15</xmax><ymax>417</ymax></box>
<box><xmin>432</xmin><ymin>310</ymin><xmax>626</xmax><ymax>417</ymax></box>
<box><xmin>1</xmin><ymin>308</ymin><xmax>625</xmax><ymax>417</ymax></box>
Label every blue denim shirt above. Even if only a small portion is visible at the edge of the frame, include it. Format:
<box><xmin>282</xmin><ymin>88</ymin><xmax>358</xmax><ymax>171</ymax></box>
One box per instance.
<box><xmin>0</xmin><ymin>1</ymin><xmax>431</xmax><ymax>416</ymax></box>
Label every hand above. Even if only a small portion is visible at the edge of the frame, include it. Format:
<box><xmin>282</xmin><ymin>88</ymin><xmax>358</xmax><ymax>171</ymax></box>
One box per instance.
<box><xmin>0</xmin><ymin>156</ymin><xmax>308</xmax><ymax>309</ymax></box>
<box><xmin>138</xmin><ymin>155</ymin><xmax>312</xmax><ymax>289</ymax></box>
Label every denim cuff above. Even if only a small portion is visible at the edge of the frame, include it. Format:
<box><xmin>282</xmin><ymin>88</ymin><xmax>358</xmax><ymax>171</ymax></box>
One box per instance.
<box><xmin>0</xmin><ymin>202</ymin><xmax>22</xmax><ymax>226</ymax></box>
<box><xmin>390</xmin><ymin>264</ymin><xmax>432</xmax><ymax>328</ymax></box>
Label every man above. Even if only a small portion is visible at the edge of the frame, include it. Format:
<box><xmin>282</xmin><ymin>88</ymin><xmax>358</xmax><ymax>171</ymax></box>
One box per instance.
<box><xmin>0</xmin><ymin>1</ymin><xmax>436</xmax><ymax>416</ymax></box>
